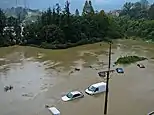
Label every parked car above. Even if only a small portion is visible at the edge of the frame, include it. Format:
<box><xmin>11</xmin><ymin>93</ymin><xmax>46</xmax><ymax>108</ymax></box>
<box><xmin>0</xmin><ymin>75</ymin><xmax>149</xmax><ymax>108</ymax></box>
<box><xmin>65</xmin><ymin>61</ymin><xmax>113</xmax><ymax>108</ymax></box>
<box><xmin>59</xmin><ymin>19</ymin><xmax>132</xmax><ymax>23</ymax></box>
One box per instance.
<box><xmin>137</xmin><ymin>63</ymin><xmax>145</xmax><ymax>68</ymax></box>
<box><xmin>85</xmin><ymin>82</ymin><xmax>106</xmax><ymax>95</ymax></box>
<box><xmin>116</xmin><ymin>68</ymin><xmax>124</xmax><ymax>73</ymax></box>
<box><xmin>61</xmin><ymin>91</ymin><xmax>84</xmax><ymax>102</ymax></box>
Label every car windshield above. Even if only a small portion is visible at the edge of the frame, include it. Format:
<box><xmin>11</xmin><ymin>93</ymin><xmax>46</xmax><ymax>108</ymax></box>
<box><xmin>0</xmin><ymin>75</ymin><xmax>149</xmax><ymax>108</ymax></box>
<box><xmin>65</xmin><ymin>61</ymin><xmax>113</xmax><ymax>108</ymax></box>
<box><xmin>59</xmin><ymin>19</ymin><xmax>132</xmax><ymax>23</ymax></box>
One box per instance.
<box><xmin>66</xmin><ymin>92</ymin><xmax>73</xmax><ymax>98</ymax></box>
<box><xmin>88</xmin><ymin>86</ymin><xmax>96</xmax><ymax>92</ymax></box>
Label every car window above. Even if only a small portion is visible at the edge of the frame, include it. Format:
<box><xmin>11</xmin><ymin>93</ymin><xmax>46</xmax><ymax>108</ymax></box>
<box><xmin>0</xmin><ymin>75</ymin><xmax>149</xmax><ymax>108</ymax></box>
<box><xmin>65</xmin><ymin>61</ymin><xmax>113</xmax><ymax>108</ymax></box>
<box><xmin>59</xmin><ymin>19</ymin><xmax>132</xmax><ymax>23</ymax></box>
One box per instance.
<box><xmin>95</xmin><ymin>88</ymin><xmax>99</xmax><ymax>92</ymax></box>
<box><xmin>73</xmin><ymin>94</ymin><xmax>80</xmax><ymax>98</ymax></box>
<box><xmin>66</xmin><ymin>92</ymin><xmax>73</xmax><ymax>98</ymax></box>
<box><xmin>88</xmin><ymin>86</ymin><xmax>96</xmax><ymax>91</ymax></box>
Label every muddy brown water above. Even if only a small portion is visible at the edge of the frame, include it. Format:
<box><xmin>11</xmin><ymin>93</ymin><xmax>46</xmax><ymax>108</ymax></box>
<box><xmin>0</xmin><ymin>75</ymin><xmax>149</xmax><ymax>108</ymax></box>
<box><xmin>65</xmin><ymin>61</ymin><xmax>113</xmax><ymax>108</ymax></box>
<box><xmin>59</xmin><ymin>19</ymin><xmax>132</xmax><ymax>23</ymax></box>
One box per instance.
<box><xmin>0</xmin><ymin>39</ymin><xmax>154</xmax><ymax>115</ymax></box>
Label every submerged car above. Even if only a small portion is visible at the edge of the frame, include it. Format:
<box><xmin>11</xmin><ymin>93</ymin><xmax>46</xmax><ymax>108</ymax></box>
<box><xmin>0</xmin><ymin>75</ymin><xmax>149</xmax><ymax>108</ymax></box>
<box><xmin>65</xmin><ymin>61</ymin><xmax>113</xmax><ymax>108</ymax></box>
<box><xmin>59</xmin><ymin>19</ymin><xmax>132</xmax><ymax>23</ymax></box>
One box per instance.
<box><xmin>116</xmin><ymin>68</ymin><xmax>124</xmax><ymax>73</ymax></box>
<box><xmin>137</xmin><ymin>63</ymin><xmax>145</xmax><ymax>68</ymax></box>
<box><xmin>147</xmin><ymin>111</ymin><xmax>154</xmax><ymax>115</ymax></box>
<box><xmin>85</xmin><ymin>82</ymin><xmax>106</xmax><ymax>95</ymax></box>
<box><xmin>61</xmin><ymin>91</ymin><xmax>84</xmax><ymax>102</ymax></box>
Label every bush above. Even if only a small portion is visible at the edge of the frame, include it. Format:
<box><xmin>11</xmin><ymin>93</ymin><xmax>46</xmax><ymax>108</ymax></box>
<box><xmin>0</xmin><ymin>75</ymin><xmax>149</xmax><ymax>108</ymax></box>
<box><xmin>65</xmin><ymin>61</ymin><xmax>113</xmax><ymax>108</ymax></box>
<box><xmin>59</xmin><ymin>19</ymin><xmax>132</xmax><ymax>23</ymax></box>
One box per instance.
<box><xmin>115</xmin><ymin>56</ymin><xmax>147</xmax><ymax>65</ymax></box>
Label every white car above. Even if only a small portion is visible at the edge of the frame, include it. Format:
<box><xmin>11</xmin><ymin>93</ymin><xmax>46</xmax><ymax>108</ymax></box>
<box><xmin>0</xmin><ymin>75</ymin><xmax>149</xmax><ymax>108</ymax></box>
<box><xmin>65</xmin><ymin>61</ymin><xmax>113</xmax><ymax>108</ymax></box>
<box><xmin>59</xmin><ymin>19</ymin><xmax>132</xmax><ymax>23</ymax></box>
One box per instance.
<box><xmin>85</xmin><ymin>82</ymin><xmax>106</xmax><ymax>95</ymax></box>
<box><xmin>61</xmin><ymin>91</ymin><xmax>84</xmax><ymax>102</ymax></box>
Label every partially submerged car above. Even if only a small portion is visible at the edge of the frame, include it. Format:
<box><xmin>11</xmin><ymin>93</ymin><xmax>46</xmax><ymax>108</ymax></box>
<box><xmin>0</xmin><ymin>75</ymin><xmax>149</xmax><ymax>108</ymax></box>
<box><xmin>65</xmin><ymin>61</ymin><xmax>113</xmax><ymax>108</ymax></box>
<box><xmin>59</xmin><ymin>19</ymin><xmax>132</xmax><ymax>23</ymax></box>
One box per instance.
<box><xmin>147</xmin><ymin>111</ymin><xmax>154</xmax><ymax>115</ymax></box>
<box><xmin>47</xmin><ymin>107</ymin><xmax>60</xmax><ymax>115</ymax></box>
<box><xmin>116</xmin><ymin>68</ymin><xmax>124</xmax><ymax>73</ymax></box>
<box><xmin>85</xmin><ymin>82</ymin><xmax>106</xmax><ymax>95</ymax></box>
<box><xmin>61</xmin><ymin>91</ymin><xmax>84</xmax><ymax>102</ymax></box>
<box><xmin>137</xmin><ymin>63</ymin><xmax>145</xmax><ymax>68</ymax></box>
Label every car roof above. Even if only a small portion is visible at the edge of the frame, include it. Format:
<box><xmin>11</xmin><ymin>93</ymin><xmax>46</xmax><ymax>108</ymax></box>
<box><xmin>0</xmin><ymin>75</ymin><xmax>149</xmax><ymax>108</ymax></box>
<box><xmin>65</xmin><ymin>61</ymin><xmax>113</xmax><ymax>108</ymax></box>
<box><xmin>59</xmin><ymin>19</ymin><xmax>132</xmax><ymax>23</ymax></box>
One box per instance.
<box><xmin>117</xmin><ymin>68</ymin><xmax>123</xmax><ymax>70</ymax></box>
<box><xmin>71</xmin><ymin>91</ymin><xmax>81</xmax><ymax>95</ymax></box>
<box><xmin>92</xmin><ymin>82</ymin><xmax>106</xmax><ymax>87</ymax></box>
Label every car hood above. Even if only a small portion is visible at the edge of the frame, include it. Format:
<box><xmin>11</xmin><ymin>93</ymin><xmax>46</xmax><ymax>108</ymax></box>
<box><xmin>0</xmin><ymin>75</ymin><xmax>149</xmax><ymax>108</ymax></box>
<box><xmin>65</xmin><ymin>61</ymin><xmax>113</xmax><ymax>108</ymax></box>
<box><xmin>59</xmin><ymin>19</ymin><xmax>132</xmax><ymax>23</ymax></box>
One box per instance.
<box><xmin>61</xmin><ymin>96</ymin><xmax>70</xmax><ymax>102</ymax></box>
<box><xmin>85</xmin><ymin>89</ymin><xmax>93</xmax><ymax>94</ymax></box>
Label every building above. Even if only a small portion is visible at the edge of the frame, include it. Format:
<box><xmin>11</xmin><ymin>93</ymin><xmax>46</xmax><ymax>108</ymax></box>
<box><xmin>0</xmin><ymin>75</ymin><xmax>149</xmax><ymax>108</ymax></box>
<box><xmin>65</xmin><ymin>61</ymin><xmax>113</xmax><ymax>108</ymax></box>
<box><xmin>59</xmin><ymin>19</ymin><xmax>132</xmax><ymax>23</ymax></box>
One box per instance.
<box><xmin>108</xmin><ymin>10</ymin><xmax>121</xmax><ymax>17</ymax></box>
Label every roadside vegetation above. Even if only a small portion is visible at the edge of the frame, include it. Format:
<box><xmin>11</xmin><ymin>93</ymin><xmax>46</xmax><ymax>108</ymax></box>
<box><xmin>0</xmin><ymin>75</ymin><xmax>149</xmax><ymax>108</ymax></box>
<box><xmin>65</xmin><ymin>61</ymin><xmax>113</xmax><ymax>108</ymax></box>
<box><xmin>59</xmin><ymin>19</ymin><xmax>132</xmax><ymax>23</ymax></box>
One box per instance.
<box><xmin>0</xmin><ymin>0</ymin><xmax>154</xmax><ymax>49</ymax></box>
<box><xmin>115</xmin><ymin>56</ymin><xmax>147</xmax><ymax>65</ymax></box>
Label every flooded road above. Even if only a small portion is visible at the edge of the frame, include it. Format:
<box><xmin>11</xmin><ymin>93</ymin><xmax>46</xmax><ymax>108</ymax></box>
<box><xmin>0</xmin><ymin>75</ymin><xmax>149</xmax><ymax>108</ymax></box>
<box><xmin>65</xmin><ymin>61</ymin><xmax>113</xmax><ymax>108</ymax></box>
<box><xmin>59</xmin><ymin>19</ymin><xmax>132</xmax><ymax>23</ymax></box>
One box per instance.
<box><xmin>0</xmin><ymin>40</ymin><xmax>154</xmax><ymax>115</ymax></box>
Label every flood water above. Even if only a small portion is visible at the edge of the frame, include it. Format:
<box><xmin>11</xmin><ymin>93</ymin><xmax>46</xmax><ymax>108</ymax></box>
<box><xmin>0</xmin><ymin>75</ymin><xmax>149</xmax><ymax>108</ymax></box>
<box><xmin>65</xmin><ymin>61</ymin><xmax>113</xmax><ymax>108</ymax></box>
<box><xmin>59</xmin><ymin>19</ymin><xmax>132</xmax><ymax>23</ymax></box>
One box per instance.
<box><xmin>0</xmin><ymin>39</ymin><xmax>154</xmax><ymax>115</ymax></box>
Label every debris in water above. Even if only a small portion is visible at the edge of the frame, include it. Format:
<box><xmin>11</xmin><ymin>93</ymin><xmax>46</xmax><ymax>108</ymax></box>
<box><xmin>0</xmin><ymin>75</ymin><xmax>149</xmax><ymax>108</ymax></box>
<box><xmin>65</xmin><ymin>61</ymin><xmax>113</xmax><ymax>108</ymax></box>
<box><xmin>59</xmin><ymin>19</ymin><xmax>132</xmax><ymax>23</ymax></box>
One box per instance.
<box><xmin>4</xmin><ymin>85</ymin><xmax>13</xmax><ymax>92</ymax></box>
<box><xmin>22</xmin><ymin>93</ymin><xmax>34</xmax><ymax>97</ymax></box>
<box><xmin>69</xmin><ymin>70</ymin><xmax>74</xmax><ymax>75</ymax></box>
<box><xmin>45</xmin><ymin>104</ymin><xmax>50</xmax><ymax>108</ymax></box>
<box><xmin>22</xmin><ymin>86</ymin><xmax>25</xmax><ymax>88</ymax></box>
<box><xmin>74</xmin><ymin>68</ymin><xmax>80</xmax><ymax>71</ymax></box>
<box><xmin>89</xmin><ymin>65</ymin><xmax>93</xmax><ymax>68</ymax></box>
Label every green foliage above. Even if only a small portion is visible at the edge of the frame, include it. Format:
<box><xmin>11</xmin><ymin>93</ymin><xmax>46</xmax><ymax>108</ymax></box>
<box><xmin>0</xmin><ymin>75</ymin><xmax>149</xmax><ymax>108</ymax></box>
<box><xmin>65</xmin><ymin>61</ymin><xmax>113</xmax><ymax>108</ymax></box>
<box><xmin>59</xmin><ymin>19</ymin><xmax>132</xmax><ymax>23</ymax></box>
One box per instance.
<box><xmin>22</xmin><ymin>0</ymin><xmax>111</xmax><ymax>49</ymax></box>
<box><xmin>40</xmin><ymin>24</ymin><xmax>65</xmax><ymax>44</ymax></box>
<box><xmin>0</xmin><ymin>0</ymin><xmax>154</xmax><ymax>49</ymax></box>
<box><xmin>75</xmin><ymin>9</ymin><xmax>80</xmax><ymax>16</ymax></box>
<box><xmin>82</xmin><ymin>0</ymin><xmax>94</xmax><ymax>15</ymax></box>
<box><xmin>0</xmin><ymin>9</ymin><xmax>6</xmax><ymax>34</ymax></box>
<box><xmin>120</xmin><ymin>0</ymin><xmax>150</xmax><ymax>19</ymax></box>
<box><xmin>148</xmin><ymin>4</ymin><xmax>154</xmax><ymax>19</ymax></box>
<box><xmin>115</xmin><ymin>56</ymin><xmax>147</xmax><ymax>64</ymax></box>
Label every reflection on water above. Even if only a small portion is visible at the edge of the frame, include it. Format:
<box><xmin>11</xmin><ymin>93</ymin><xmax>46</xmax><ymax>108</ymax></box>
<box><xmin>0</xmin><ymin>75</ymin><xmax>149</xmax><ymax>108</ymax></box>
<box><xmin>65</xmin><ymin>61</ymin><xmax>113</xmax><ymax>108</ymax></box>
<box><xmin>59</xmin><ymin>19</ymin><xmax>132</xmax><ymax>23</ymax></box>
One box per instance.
<box><xmin>0</xmin><ymin>40</ymin><xmax>154</xmax><ymax>115</ymax></box>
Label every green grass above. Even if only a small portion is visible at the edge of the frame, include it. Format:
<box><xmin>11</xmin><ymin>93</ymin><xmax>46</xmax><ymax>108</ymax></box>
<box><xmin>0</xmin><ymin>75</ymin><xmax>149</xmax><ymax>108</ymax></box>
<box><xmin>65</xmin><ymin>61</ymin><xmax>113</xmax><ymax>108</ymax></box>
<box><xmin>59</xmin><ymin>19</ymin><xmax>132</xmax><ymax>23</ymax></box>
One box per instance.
<box><xmin>115</xmin><ymin>56</ymin><xmax>147</xmax><ymax>65</ymax></box>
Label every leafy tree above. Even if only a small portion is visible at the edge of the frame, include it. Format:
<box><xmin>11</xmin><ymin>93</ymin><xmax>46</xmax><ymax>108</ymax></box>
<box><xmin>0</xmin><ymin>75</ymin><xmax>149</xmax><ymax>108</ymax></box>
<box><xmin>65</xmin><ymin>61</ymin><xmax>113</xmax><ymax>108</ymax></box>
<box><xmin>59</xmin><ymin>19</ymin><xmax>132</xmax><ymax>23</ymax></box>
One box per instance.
<box><xmin>82</xmin><ymin>0</ymin><xmax>94</xmax><ymax>15</ymax></box>
<box><xmin>120</xmin><ymin>2</ymin><xmax>134</xmax><ymax>16</ymax></box>
<box><xmin>40</xmin><ymin>24</ymin><xmax>65</xmax><ymax>44</ymax></box>
<box><xmin>82</xmin><ymin>0</ymin><xmax>89</xmax><ymax>15</ymax></box>
<box><xmin>148</xmin><ymin>4</ymin><xmax>154</xmax><ymax>19</ymax></box>
<box><xmin>89</xmin><ymin>0</ymin><xmax>94</xmax><ymax>14</ymax></box>
<box><xmin>75</xmin><ymin>9</ymin><xmax>80</xmax><ymax>16</ymax></box>
<box><xmin>140</xmin><ymin>0</ymin><xmax>149</xmax><ymax>9</ymax></box>
<box><xmin>0</xmin><ymin>9</ymin><xmax>6</xmax><ymax>34</ymax></box>
<box><xmin>1</xmin><ymin>0</ymin><xmax>154</xmax><ymax>49</ymax></box>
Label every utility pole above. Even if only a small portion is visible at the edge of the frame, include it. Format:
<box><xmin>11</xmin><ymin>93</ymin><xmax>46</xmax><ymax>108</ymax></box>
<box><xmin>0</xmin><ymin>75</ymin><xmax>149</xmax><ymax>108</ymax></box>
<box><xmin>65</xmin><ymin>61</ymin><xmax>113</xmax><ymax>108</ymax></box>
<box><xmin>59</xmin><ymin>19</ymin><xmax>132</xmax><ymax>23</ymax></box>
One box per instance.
<box><xmin>104</xmin><ymin>42</ymin><xmax>112</xmax><ymax>115</ymax></box>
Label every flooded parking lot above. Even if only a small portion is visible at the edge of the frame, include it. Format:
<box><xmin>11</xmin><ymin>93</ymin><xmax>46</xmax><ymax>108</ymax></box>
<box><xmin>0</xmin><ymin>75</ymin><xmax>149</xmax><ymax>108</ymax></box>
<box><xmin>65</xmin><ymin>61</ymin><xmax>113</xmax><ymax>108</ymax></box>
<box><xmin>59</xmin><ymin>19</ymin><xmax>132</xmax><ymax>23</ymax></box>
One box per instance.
<box><xmin>0</xmin><ymin>40</ymin><xmax>154</xmax><ymax>115</ymax></box>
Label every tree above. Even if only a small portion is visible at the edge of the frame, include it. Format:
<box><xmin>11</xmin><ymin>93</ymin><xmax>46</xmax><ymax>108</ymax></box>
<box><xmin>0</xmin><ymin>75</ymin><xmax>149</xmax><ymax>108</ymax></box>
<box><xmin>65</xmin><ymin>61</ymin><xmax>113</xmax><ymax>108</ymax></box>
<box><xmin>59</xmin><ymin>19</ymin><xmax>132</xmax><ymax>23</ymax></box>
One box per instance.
<box><xmin>121</xmin><ymin>2</ymin><xmax>134</xmax><ymax>16</ymax></box>
<box><xmin>0</xmin><ymin>9</ymin><xmax>6</xmax><ymax>34</ymax></box>
<box><xmin>7</xmin><ymin>16</ymin><xmax>17</xmax><ymax>27</ymax></box>
<box><xmin>140</xmin><ymin>0</ymin><xmax>149</xmax><ymax>9</ymax></box>
<box><xmin>1</xmin><ymin>0</ymin><xmax>154</xmax><ymax>49</ymax></box>
<box><xmin>75</xmin><ymin>9</ymin><xmax>80</xmax><ymax>16</ymax></box>
<box><xmin>120</xmin><ymin>1</ymin><xmax>149</xmax><ymax>19</ymax></box>
<box><xmin>82</xmin><ymin>0</ymin><xmax>94</xmax><ymax>15</ymax></box>
<box><xmin>148</xmin><ymin>4</ymin><xmax>154</xmax><ymax>19</ymax></box>
<box><xmin>89</xmin><ymin>0</ymin><xmax>94</xmax><ymax>14</ymax></box>
<box><xmin>82</xmin><ymin>0</ymin><xmax>88</xmax><ymax>15</ymax></box>
<box><xmin>56</xmin><ymin>3</ymin><xmax>61</xmax><ymax>15</ymax></box>
<box><xmin>46</xmin><ymin>7</ymin><xmax>52</xmax><ymax>25</ymax></box>
<box><xmin>64</xmin><ymin>1</ymin><xmax>70</xmax><ymax>17</ymax></box>
<box><xmin>40</xmin><ymin>24</ymin><xmax>65</xmax><ymax>44</ymax></box>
